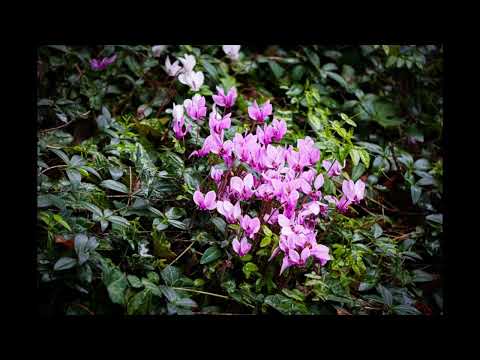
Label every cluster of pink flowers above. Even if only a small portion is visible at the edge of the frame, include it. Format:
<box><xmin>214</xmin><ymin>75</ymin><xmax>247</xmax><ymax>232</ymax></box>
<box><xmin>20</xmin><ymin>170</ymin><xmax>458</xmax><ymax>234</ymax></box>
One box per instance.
<box><xmin>171</xmin><ymin>85</ymin><xmax>366</xmax><ymax>275</ymax></box>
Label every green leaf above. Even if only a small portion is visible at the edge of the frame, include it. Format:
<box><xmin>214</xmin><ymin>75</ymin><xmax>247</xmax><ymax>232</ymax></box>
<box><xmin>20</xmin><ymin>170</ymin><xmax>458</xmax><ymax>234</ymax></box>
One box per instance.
<box><xmin>412</xmin><ymin>269</ymin><xmax>434</xmax><ymax>283</ymax></box>
<box><xmin>108</xmin><ymin>216</ymin><xmax>130</xmax><ymax>227</ymax></box>
<box><xmin>158</xmin><ymin>285</ymin><xmax>179</xmax><ymax>302</ymax></box>
<box><xmin>426</xmin><ymin>214</ymin><xmax>443</xmax><ymax>225</ymax></box>
<box><xmin>268</xmin><ymin>61</ymin><xmax>285</xmax><ymax>79</ymax></box>
<box><xmin>53</xmin><ymin>214</ymin><xmax>71</xmax><ymax>231</ymax></box>
<box><xmin>358</xmin><ymin>148</ymin><xmax>371</xmax><ymax>168</ymax></box>
<box><xmin>351</xmin><ymin>163</ymin><xmax>366</xmax><ymax>182</ymax></box>
<box><xmin>414</xmin><ymin>158</ymin><xmax>431</xmax><ymax>171</ymax></box>
<box><xmin>410</xmin><ymin>185</ymin><xmax>422</xmax><ymax>204</ymax></box>
<box><xmin>264</xmin><ymin>294</ymin><xmax>309</xmax><ymax>315</ymax></box>
<box><xmin>161</xmin><ymin>266</ymin><xmax>182</xmax><ymax>286</ymax></box>
<box><xmin>393</xmin><ymin>304</ymin><xmax>421</xmax><ymax>315</ymax></box>
<box><xmin>165</xmin><ymin>207</ymin><xmax>185</xmax><ymax>220</ymax></box>
<box><xmin>376</xmin><ymin>284</ymin><xmax>393</xmax><ymax>306</ymax></box>
<box><xmin>372</xmin><ymin>224</ymin><xmax>383</xmax><ymax>239</ymax></box>
<box><xmin>101</xmin><ymin>180</ymin><xmax>129</xmax><ymax>194</ymax></box>
<box><xmin>211</xmin><ymin>217</ymin><xmax>227</xmax><ymax>234</ymax></box>
<box><xmin>200</xmin><ymin>246</ymin><xmax>222</xmax><ymax>265</ymax></box>
<box><xmin>291</xmin><ymin>65</ymin><xmax>305</xmax><ymax>81</ymax></box>
<box><xmin>51</xmin><ymin>149</ymin><xmax>70</xmax><ymax>164</ymax></box>
<box><xmin>127</xmin><ymin>275</ymin><xmax>143</xmax><ymax>288</ymax></box>
<box><xmin>201</xmin><ymin>59</ymin><xmax>218</xmax><ymax>80</ymax></box>
<box><xmin>54</xmin><ymin>257</ymin><xmax>78</xmax><ymax>271</ymax></box>
<box><xmin>82</xmin><ymin>202</ymin><xmax>103</xmax><ymax>217</ymax></box>
<box><xmin>326</xmin><ymin>72</ymin><xmax>347</xmax><ymax>88</ymax></box>
<box><xmin>109</xmin><ymin>167</ymin><xmax>124</xmax><ymax>180</ymax></box>
<box><xmin>127</xmin><ymin>289</ymin><xmax>151</xmax><ymax>315</ymax></box>
<box><xmin>281</xmin><ymin>288</ymin><xmax>305</xmax><ymax>302</ymax></box>
<box><xmin>66</xmin><ymin>169</ymin><xmax>82</xmax><ymax>185</ymax></box>
<box><xmin>260</xmin><ymin>236</ymin><xmax>272</xmax><ymax>248</ymax></box>
<box><xmin>174</xmin><ymin>298</ymin><xmax>198</xmax><ymax>308</ymax></box>
<box><xmin>107</xmin><ymin>272</ymin><xmax>128</xmax><ymax>305</ymax></box>
<box><xmin>349</xmin><ymin>148</ymin><xmax>360</xmax><ymax>166</ymax></box>
<box><xmin>167</xmin><ymin>219</ymin><xmax>188</xmax><ymax>230</ymax></box>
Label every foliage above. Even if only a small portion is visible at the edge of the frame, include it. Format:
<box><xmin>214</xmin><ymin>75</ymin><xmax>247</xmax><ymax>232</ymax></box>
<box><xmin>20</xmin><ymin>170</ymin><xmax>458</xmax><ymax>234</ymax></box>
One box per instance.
<box><xmin>38</xmin><ymin>44</ymin><xmax>443</xmax><ymax>315</ymax></box>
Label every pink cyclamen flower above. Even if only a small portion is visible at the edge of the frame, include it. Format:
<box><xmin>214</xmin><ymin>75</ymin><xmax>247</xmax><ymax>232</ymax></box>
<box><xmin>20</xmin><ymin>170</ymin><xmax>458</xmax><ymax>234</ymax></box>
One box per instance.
<box><xmin>323</xmin><ymin>160</ymin><xmax>344</xmax><ymax>177</ymax></box>
<box><xmin>216</xmin><ymin>200</ymin><xmax>241</xmax><ymax>224</ymax></box>
<box><xmin>193</xmin><ymin>190</ymin><xmax>217</xmax><ymax>210</ymax></box>
<box><xmin>172</xmin><ymin>117</ymin><xmax>190</xmax><ymax>139</ymax></box>
<box><xmin>178</xmin><ymin>54</ymin><xmax>196</xmax><ymax>73</ymax></box>
<box><xmin>212</xmin><ymin>87</ymin><xmax>237</xmax><ymax>108</ymax></box>
<box><xmin>152</xmin><ymin>45</ymin><xmax>167</xmax><ymax>57</ymax></box>
<box><xmin>184</xmin><ymin>94</ymin><xmax>207</xmax><ymax>121</ymax></box>
<box><xmin>270</xmin><ymin>118</ymin><xmax>287</xmax><ymax>142</ymax></box>
<box><xmin>232</xmin><ymin>237</ymin><xmax>251</xmax><ymax>257</ymax></box>
<box><xmin>230</xmin><ymin>174</ymin><xmax>255</xmax><ymax>200</ymax></box>
<box><xmin>240</xmin><ymin>215</ymin><xmax>261</xmax><ymax>238</ymax></box>
<box><xmin>248</xmin><ymin>100</ymin><xmax>272</xmax><ymax>123</ymax></box>
<box><xmin>222</xmin><ymin>45</ymin><xmax>241</xmax><ymax>60</ymax></box>
<box><xmin>210</xmin><ymin>166</ymin><xmax>224</xmax><ymax>184</ymax></box>
<box><xmin>342</xmin><ymin>179</ymin><xmax>365</xmax><ymax>204</ymax></box>
<box><xmin>165</xmin><ymin>56</ymin><xmax>182</xmax><ymax>77</ymax></box>
<box><xmin>209</xmin><ymin>109</ymin><xmax>231</xmax><ymax>135</ymax></box>
<box><xmin>325</xmin><ymin>195</ymin><xmax>351</xmax><ymax>214</ymax></box>
<box><xmin>90</xmin><ymin>54</ymin><xmax>117</xmax><ymax>71</ymax></box>
<box><xmin>178</xmin><ymin>70</ymin><xmax>204</xmax><ymax>91</ymax></box>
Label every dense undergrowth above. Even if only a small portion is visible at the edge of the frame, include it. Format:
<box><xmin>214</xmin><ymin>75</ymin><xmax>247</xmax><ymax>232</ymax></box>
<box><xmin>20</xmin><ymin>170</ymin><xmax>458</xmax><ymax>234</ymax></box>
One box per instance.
<box><xmin>37</xmin><ymin>45</ymin><xmax>443</xmax><ymax>315</ymax></box>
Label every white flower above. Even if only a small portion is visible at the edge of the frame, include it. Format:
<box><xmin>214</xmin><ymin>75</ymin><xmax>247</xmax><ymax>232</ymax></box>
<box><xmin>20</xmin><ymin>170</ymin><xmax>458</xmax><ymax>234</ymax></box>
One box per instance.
<box><xmin>172</xmin><ymin>103</ymin><xmax>184</xmax><ymax>120</ymax></box>
<box><xmin>152</xmin><ymin>45</ymin><xmax>167</xmax><ymax>57</ymax></box>
<box><xmin>139</xmin><ymin>242</ymin><xmax>153</xmax><ymax>258</ymax></box>
<box><xmin>178</xmin><ymin>54</ymin><xmax>196</xmax><ymax>73</ymax></box>
<box><xmin>178</xmin><ymin>70</ymin><xmax>204</xmax><ymax>91</ymax></box>
<box><xmin>222</xmin><ymin>45</ymin><xmax>241</xmax><ymax>60</ymax></box>
<box><xmin>165</xmin><ymin>56</ymin><xmax>182</xmax><ymax>77</ymax></box>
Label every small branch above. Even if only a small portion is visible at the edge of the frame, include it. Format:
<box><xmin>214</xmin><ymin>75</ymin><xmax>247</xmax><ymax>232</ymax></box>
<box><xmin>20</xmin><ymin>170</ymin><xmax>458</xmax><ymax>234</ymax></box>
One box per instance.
<box><xmin>40</xmin><ymin>119</ymin><xmax>76</xmax><ymax>134</ymax></box>
<box><xmin>168</xmin><ymin>240</ymin><xmax>196</xmax><ymax>267</ymax></box>
<box><xmin>39</xmin><ymin>164</ymin><xmax>67</xmax><ymax>175</ymax></box>
<box><xmin>128</xmin><ymin>166</ymin><xmax>132</xmax><ymax>207</ymax></box>
<box><xmin>171</xmin><ymin>287</ymin><xmax>230</xmax><ymax>300</ymax></box>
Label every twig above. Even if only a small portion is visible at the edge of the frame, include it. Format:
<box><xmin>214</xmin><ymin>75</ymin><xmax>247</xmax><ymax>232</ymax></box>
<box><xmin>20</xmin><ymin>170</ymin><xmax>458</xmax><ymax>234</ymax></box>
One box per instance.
<box><xmin>39</xmin><ymin>164</ymin><xmax>67</xmax><ymax>175</ymax></box>
<box><xmin>168</xmin><ymin>240</ymin><xmax>196</xmax><ymax>266</ymax></box>
<box><xmin>40</xmin><ymin>119</ymin><xmax>76</xmax><ymax>134</ymax></box>
<box><xmin>170</xmin><ymin>287</ymin><xmax>230</xmax><ymax>300</ymax></box>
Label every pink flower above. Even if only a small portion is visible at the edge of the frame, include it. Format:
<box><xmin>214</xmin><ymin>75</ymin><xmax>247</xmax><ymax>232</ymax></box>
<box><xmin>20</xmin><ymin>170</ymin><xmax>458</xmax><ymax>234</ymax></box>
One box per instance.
<box><xmin>325</xmin><ymin>195</ymin><xmax>351</xmax><ymax>214</ymax></box>
<box><xmin>193</xmin><ymin>190</ymin><xmax>217</xmax><ymax>211</ymax></box>
<box><xmin>209</xmin><ymin>109</ymin><xmax>232</xmax><ymax>135</ymax></box>
<box><xmin>222</xmin><ymin>45</ymin><xmax>241</xmax><ymax>61</ymax></box>
<box><xmin>232</xmin><ymin>237</ymin><xmax>251</xmax><ymax>257</ymax></box>
<box><xmin>323</xmin><ymin>160</ymin><xmax>343</xmax><ymax>177</ymax></box>
<box><xmin>342</xmin><ymin>179</ymin><xmax>365</xmax><ymax>204</ymax></box>
<box><xmin>230</xmin><ymin>173</ymin><xmax>255</xmax><ymax>200</ymax></box>
<box><xmin>190</xmin><ymin>132</ymin><xmax>224</xmax><ymax>158</ymax></box>
<box><xmin>240</xmin><ymin>215</ymin><xmax>261</xmax><ymax>238</ymax></box>
<box><xmin>172</xmin><ymin>116</ymin><xmax>190</xmax><ymax>139</ymax></box>
<box><xmin>216</xmin><ymin>200</ymin><xmax>241</xmax><ymax>224</ymax></box>
<box><xmin>178</xmin><ymin>54</ymin><xmax>196</xmax><ymax>73</ymax></box>
<box><xmin>212</xmin><ymin>87</ymin><xmax>237</xmax><ymax>108</ymax></box>
<box><xmin>210</xmin><ymin>166</ymin><xmax>224</xmax><ymax>184</ymax></box>
<box><xmin>248</xmin><ymin>100</ymin><xmax>272</xmax><ymax>123</ymax></box>
<box><xmin>184</xmin><ymin>94</ymin><xmax>207</xmax><ymax>121</ymax></box>
<box><xmin>178</xmin><ymin>70</ymin><xmax>204</xmax><ymax>91</ymax></box>
<box><xmin>165</xmin><ymin>56</ymin><xmax>182</xmax><ymax>77</ymax></box>
<box><xmin>90</xmin><ymin>54</ymin><xmax>117</xmax><ymax>71</ymax></box>
<box><xmin>270</xmin><ymin>118</ymin><xmax>287</xmax><ymax>141</ymax></box>
<box><xmin>264</xmin><ymin>145</ymin><xmax>285</xmax><ymax>169</ymax></box>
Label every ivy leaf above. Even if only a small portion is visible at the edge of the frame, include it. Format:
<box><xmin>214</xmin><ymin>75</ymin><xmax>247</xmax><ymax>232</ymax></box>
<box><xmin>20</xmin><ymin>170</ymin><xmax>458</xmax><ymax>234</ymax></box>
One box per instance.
<box><xmin>109</xmin><ymin>167</ymin><xmax>124</xmax><ymax>180</ymax></box>
<box><xmin>101</xmin><ymin>180</ymin><xmax>129</xmax><ymax>194</ymax></box>
<box><xmin>200</xmin><ymin>246</ymin><xmax>222</xmax><ymax>265</ymax></box>
<box><xmin>127</xmin><ymin>275</ymin><xmax>143</xmax><ymax>288</ymax></box>
<box><xmin>161</xmin><ymin>266</ymin><xmax>182</xmax><ymax>286</ymax></box>
<box><xmin>108</xmin><ymin>216</ymin><xmax>130</xmax><ymax>227</ymax></box>
<box><xmin>107</xmin><ymin>272</ymin><xmax>128</xmax><ymax>305</ymax></box>
<box><xmin>53</xmin><ymin>214</ymin><xmax>71</xmax><ymax>231</ymax></box>
<box><xmin>412</xmin><ymin>269</ymin><xmax>434</xmax><ymax>283</ymax></box>
<box><xmin>349</xmin><ymin>148</ymin><xmax>360</xmax><ymax>166</ymax></box>
<box><xmin>54</xmin><ymin>257</ymin><xmax>78</xmax><ymax>271</ymax></box>
<box><xmin>371</xmin><ymin>224</ymin><xmax>383</xmax><ymax>239</ymax></box>
<box><xmin>351</xmin><ymin>163</ymin><xmax>366</xmax><ymax>182</ymax></box>
<box><xmin>376</xmin><ymin>284</ymin><xmax>393</xmax><ymax>306</ymax></box>
<box><xmin>211</xmin><ymin>217</ymin><xmax>227</xmax><ymax>234</ymax></box>
<box><xmin>410</xmin><ymin>185</ymin><xmax>422</xmax><ymax>204</ymax></box>
<box><xmin>66</xmin><ymin>169</ymin><xmax>82</xmax><ymax>185</ymax></box>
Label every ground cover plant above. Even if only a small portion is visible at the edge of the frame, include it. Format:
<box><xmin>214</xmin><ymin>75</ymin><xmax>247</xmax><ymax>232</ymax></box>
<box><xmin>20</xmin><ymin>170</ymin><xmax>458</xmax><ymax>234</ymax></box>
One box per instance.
<box><xmin>37</xmin><ymin>44</ymin><xmax>443</xmax><ymax>315</ymax></box>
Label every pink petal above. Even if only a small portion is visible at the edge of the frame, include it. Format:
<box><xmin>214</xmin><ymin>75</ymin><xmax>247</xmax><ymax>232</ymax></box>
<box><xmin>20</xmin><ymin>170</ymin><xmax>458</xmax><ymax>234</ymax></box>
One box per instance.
<box><xmin>230</xmin><ymin>176</ymin><xmax>244</xmax><ymax>193</ymax></box>
<box><xmin>204</xmin><ymin>191</ymin><xmax>217</xmax><ymax>209</ymax></box>
<box><xmin>277</xmin><ymin>214</ymin><xmax>290</xmax><ymax>228</ymax></box>
<box><xmin>289</xmin><ymin>250</ymin><xmax>300</xmax><ymax>263</ymax></box>
<box><xmin>232</xmin><ymin>238</ymin><xmax>240</xmax><ymax>255</ymax></box>
<box><xmin>243</xmin><ymin>173</ymin><xmax>254</xmax><ymax>189</ymax></box>
<box><xmin>314</xmin><ymin>174</ymin><xmax>324</xmax><ymax>190</ymax></box>
<box><xmin>193</xmin><ymin>190</ymin><xmax>204</xmax><ymax>207</ymax></box>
